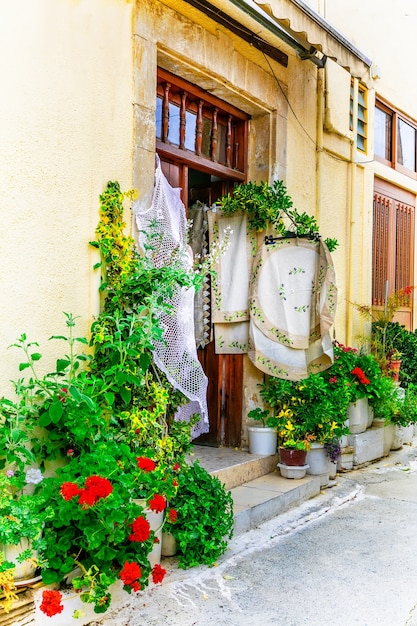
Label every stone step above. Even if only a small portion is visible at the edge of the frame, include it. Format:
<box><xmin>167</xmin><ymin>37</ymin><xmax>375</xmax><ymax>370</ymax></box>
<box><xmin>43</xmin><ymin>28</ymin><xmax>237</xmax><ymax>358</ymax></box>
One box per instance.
<box><xmin>191</xmin><ymin>445</ymin><xmax>278</xmax><ymax>491</ymax></box>
<box><xmin>231</xmin><ymin>472</ymin><xmax>321</xmax><ymax>535</ymax></box>
<box><xmin>192</xmin><ymin>445</ymin><xmax>322</xmax><ymax>537</ymax></box>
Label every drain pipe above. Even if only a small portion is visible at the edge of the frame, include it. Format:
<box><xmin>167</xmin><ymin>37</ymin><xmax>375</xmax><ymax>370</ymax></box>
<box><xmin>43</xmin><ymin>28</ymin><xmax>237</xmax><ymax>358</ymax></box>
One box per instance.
<box><xmin>346</xmin><ymin>79</ymin><xmax>358</xmax><ymax>344</ymax></box>
<box><xmin>316</xmin><ymin>66</ymin><xmax>324</xmax><ymax>233</ymax></box>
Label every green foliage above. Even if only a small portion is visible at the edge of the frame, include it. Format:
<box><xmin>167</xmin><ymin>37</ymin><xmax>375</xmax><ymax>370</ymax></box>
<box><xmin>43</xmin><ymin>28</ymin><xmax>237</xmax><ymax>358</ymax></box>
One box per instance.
<box><xmin>382</xmin><ymin>322</ymin><xmax>417</xmax><ymax>387</ymax></box>
<box><xmin>0</xmin><ymin>181</ymin><xmax>219</xmax><ymax>615</ymax></box>
<box><xmin>219</xmin><ymin>179</ymin><xmax>338</xmax><ymax>251</ymax></box>
<box><xmin>369</xmin><ymin>374</ymin><xmax>399</xmax><ymax>421</ymax></box>
<box><xmin>0</xmin><ymin>474</ymin><xmax>52</xmax><ymax>548</ymax></box>
<box><xmin>259</xmin><ymin>371</ymin><xmax>350</xmax><ymax>447</ymax></box>
<box><xmin>169</xmin><ymin>462</ymin><xmax>234</xmax><ymax>569</ymax></box>
<box><xmin>390</xmin><ymin>384</ymin><xmax>417</xmax><ymax>426</ymax></box>
<box><xmin>247</xmin><ymin>407</ymin><xmax>274</xmax><ymax>429</ymax></box>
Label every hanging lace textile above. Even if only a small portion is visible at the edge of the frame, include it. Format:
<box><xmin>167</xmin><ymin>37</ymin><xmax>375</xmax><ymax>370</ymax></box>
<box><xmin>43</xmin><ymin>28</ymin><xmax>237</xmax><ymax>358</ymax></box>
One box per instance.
<box><xmin>134</xmin><ymin>160</ymin><xmax>209</xmax><ymax>438</ymax></box>
<box><xmin>208</xmin><ymin>209</ymin><xmax>263</xmax><ymax>354</ymax></box>
<box><xmin>188</xmin><ymin>201</ymin><xmax>210</xmax><ymax>349</ymax></box>
<box><xmin>248</xmin><ymin>237</ymin><xmax>337</xmax><ymax>380</ymax></box>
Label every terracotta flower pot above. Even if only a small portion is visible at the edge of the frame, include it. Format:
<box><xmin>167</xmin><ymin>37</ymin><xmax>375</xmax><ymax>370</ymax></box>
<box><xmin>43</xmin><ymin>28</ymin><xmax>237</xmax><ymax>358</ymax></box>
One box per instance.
<box><xmin>388</xmin><ymin>360</ymin><xmax>401</xmax><ymax>383</ymax></box>
<box><xmin>279</xmin><ymin>447</ymin><xmax>307</xmax><ymax>466</ymax></box>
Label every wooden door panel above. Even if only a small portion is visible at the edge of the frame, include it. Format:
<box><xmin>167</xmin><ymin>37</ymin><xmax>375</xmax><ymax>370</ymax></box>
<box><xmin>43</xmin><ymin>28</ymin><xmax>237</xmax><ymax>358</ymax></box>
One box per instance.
<box><xmin>159</xmin><ymin>155</ymin><xmax>243</xmax><ymax>447</ymax></box>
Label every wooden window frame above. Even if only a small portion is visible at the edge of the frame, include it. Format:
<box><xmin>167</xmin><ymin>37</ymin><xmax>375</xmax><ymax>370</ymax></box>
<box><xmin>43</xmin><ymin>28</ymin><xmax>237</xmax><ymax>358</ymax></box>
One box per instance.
<box><xmin>156</xmin><ymin>68</ymin><xmax>248</xmax><ymax>182</ymax></box>
<box><xmin>375</xmin><ymin>98</ymin><xmax>417</xmax><ymax>180</ymax></box>
<box><xmin>372</xmin><ymin>178</ymin><xmax>415</xmax><ymax>329</ymax></box>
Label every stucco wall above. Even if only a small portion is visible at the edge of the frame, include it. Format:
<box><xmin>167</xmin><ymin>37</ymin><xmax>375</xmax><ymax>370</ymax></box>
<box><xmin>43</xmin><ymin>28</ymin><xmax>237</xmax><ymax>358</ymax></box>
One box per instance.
<box><xmin>0</xmin><ymin>0</ymin><xmax>134</xmax><ymax>391</ymax></box>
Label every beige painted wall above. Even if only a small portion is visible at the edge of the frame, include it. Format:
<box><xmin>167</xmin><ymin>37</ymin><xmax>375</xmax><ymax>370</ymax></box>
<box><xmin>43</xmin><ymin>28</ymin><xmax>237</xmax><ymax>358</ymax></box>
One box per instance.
<box><xmin>133</xmin><ymin>0</ymin><xmax>371</xmax><ymax>444</ymax></box>
<box><xmin>0</xmin><ymin>0</ymin><xmax>134</xmax><ymax>392</ymax></box>
<box><xmin>308</xmin><ymin>0</ymin><xmax>417</xmax><ymax>332</ymax></box>
<box><xmin>0</xmin><ymin>0</ymin><xmax>372</xmax><ymax>444</ymax></box>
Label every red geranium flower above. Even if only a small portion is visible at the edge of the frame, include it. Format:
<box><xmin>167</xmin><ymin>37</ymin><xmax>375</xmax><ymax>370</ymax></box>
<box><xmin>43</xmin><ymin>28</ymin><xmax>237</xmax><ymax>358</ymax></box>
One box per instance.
<box><xmin>60</xmin><ymin>482</ymin><xmax>80</xmax><ymax>501</ymax></box>
<box><xmin>85</xmin><ymin>475</ymin><xmax>113</xmax><ymax>498</ymax></box>
<box><xmin>148</xmin><ymin>494</ymin><xmax>166</xmax><ymax>513</ymax></box>
<box><xmin>173</xmin><ymin>463</ymin><xmax>180</xmax><ymax>471</ymax></box>
<box><xmin>137</xmin><ymin>457</ymin><xmax>157</xmax><ymax>472</ymax></box>
<box><xmin>351</xmin><ymin>367</ymin><xmax>370</xmax><ymax>385</ymax></box>
<box><xmin>329</xmin><ymin>376</ymin><xmax>338</xmax><ymax>384</ymax></box>
<box><xmin>152</xmin><ymin>563</ymin><xmax>167</xmax><ymax>584</ymax></box>
<box><xmin>120</xmin><ymin>561</ymin><xmax>142</xmax><ymax>586</ymax></box>
<box><xmin>77</xmin><ymin>475</ymin><xmax>113</xmax><ymax>507</ymax></box>
<box><xmin>168</xmin><ymin>508</ymin><xmax>177</xmax><ymax>523</ymax></box>
<box><xmin>128</xmin><ymin>516</ymin><xmax>151</xmax><ymax>542</ymax></box>
<box><xmin>40</xmin><ymin>590</ymin><xmax>64</xmax><ymax>617</ymax></box>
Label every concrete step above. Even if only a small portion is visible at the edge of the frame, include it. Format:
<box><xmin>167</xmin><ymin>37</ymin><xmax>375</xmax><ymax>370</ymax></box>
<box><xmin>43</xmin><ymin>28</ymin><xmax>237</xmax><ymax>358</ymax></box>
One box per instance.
<box><xmin>191</xmin><ymin>445</ymin><xmax>278</xmax><ymax>490</ymax></box>
<box><xmin>231</xmin><ymin>472</ymin><xmax>322</xmax><ymax>535</ymax></box>
<box><xmin>192</xmin><ymin>445</ymin><xmax>322</xmax><ymax>537</ymax></box>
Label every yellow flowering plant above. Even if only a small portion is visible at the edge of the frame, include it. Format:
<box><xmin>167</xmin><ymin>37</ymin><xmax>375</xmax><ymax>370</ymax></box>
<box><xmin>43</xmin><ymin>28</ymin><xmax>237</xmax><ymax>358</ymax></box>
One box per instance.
<box><xmin>259</xmin><ymin>373</ymin><xmax>351</xmax><ymax>447</ymax></box>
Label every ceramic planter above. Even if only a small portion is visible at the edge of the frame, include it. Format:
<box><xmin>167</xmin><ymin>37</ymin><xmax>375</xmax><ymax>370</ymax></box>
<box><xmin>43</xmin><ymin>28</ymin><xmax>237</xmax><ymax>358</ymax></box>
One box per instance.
<box><xmin>161</xmin><ymin>531</ymin><xmax>177</xmax><ymax>556</ymax></box>
<box><xmin>133</xmin><ymin>499</ymin><xmax>164</xmax><ymax>566</ymax></box>
<box><xmin>248</xmin><ymin>426</ymin><xmax>277</xmax><ymax>456</ymax></box>
<box><xmin>388</xmin><ymin>359</ymin><xmax>401</xmax><ymax>383</ymax></box>
<box><xmin>279</xmin><ymin>447</ymin><xmax>307</xmax><ymax>466</ymax></box>
<box><xmin>391</xmin><ymin>424</ymin><xmax>406</xmax><ymax>450</ymax></box>
<box><xmin>372</xmin><ymin>418</ymin><xmax>395</xmax><ymax>456</ymax></box>
<box><xmin>278</xmin><ymin>463</ymin><xmax>309</xmax><ymax>479</ymax></box>
<box><xmin>0</xmin><ymin>538</ymin><xmax>38</xmax><ymax>581</ymax></box>
<box><xmin>306</xmin><ymin>443</ymin><xmax>329</xmax><ymax>486</ymax></box>
<box><xmin>348</xmin><ymin>397</ymin><xmax>369</xmax><ymax>434</ymax></box>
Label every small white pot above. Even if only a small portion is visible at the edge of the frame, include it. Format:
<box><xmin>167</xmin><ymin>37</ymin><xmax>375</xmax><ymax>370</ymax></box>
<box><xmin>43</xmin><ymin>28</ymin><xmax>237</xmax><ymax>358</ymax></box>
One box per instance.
<box><xmin>306</xmin><ymin>443</ymin><xmax>330</xmax><ymax>486</ymax></box>
<box><xmin>1</xmin><ymin>538</ymin><xmax>38</xmax><ymax>581</ymax></box>
<box><xmin>161</xmin><ymin>531</ymin><xmax>178</xmax><ymax>556</ymax></box>
<box><xmin>248</xmin><ymin>426</ymin><xmax>277</xmax><ymax>456</ymax></box>
<box><xmin>348</xmin><ymin>397</ymin><xmax>369</xmax><ymax>434</ymax></box>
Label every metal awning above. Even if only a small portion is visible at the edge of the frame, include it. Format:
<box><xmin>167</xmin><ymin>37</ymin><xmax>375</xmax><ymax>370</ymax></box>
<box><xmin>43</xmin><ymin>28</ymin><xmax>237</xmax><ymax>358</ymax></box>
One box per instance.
<box><xmin>250</xmin><ymin>0</ymin><xmax>372</xmax><ymax>76</ymax></box>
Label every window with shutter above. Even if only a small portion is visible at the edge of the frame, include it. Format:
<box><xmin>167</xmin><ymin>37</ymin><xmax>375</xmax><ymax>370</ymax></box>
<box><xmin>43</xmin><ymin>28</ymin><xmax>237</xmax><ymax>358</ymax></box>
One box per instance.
<box><xmin>373</xmin><ymin>179</ymin><xmax>415</xmax><ymax>329</ymax></box>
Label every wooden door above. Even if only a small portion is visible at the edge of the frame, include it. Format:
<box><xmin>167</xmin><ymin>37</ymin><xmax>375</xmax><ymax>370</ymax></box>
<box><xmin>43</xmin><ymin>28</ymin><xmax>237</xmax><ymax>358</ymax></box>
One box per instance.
<box><xmin>159</xmin><ymin>157</ymin><xmax>243</xmax><ymax>446</ymax></box>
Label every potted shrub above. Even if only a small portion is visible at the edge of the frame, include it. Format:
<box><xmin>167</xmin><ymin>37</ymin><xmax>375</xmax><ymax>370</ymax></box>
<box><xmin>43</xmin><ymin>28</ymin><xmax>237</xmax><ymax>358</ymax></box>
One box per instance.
<box><xmin>388</xmin><ymin>383</ymin><xmax>417</xmax><ymax>449</ymax></box>
<box><xmin>0</xmin><ymin>182</ymin><xmax>236</xmax><ymax>618</ymax></box>
<box><xmin>167</xmin><ymin>461</ymin><xmax>234</xmax><ymax>569</ymax></box>
<box><xmin>247</xmin><ymin>408</ymin><xmax>278</xmax><ymax>456</ymax></box>
<box><xmin>352</xmin><ymin>285</ymin><xmax>414</xmax><ymax>377</ymax></box>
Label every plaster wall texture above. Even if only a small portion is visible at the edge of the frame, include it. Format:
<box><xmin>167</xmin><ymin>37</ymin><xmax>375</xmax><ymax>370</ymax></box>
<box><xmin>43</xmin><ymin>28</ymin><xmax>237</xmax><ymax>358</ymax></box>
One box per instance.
<box><xmin>0</xmin><ymin>0</ymin><xmax>372</xmax><ymax>422</ymax></box>
<box><xmin>315</xmin><ymin>0</ymin><xmax>417</xmax><ymax>121</ymax></box>
<box><xmin>0</xmin><ymin>0</ymin><xmax>134</xmax><ymax>390</ymax></box>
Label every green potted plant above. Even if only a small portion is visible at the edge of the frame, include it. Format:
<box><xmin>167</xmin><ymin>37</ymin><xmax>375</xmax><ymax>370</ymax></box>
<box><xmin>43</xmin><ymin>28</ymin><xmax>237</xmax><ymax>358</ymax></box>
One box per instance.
<box><xmin>388</xmin><ymin>384</ymin><xmax>417</xmax><ymax>450</ymax></box>
<box><xmin>258</xmin><ymin>369</ymin><xmax>350</xmax><ymax>482</ymax></box>
<box><xmin>219</xmin><ymin>180</ymin><xmax>338</xmax><ymax>251</ymax></box>
<box><xmin>352</xmin><ymin>286</ymin><xmax>414</xmax><ymax>378</ymax></box>
<box><xmin>167</xmin><ymin>461</ymin><xmax>234</xmax><ymax>569</ymax></box>
<box><xmin>247</xmin><ymin>407</ymin><xmax>278</xmax><ymax>456</ymax></box>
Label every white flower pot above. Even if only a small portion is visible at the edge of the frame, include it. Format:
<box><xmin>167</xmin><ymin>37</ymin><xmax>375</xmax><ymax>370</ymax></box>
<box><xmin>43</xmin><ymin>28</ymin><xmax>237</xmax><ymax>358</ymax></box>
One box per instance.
<box><xmin>248</xmin><ymin>426</ymin><xmax>277</xmax><ymax>456</ymax></box>
<box><xmin>278</xmin><ymin>463</ymin><xmax>309</xmax><ymax>479</ymax></box>
<box><xmin>348</xmin><ymin>397</ymin><xmax>369</xmax><ymax>434</ymax></box>
<box><xmin>161</xmin><ymin>531</ymin><xmax>177</xmax><ymax>556</ymax></box>
<box><xmin>372</xmin><ymin>418</ymin><xmax>395</xmax><ymax>456</ymax></box>
<box><xmin>133</xmin><ymin>499</ymin><xmax>164</xmax><ymax>566</ymax></box>
<box><xmin>402</xmin><ymin>423</ymin><xmax>414</xmax><ymax>444</ymax></box>
<box><xmin>391</xmin><ymin>425</ymin><xmax>405</xmax><ymax>450</ymax></box>
<box><xmin>0</xmin><ymin>538</ymin><xmax>38</xmax><ymax>581</ymax></box>
<box><xmin>306</xmin><ymin>443</ymin><xmax>329</xmax><ymax>486</ymax></box>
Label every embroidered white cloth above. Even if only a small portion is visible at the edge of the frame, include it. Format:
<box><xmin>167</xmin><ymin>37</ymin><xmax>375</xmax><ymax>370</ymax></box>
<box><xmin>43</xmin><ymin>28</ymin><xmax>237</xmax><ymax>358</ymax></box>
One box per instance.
<box><xmin>208</xmin><ymin>210</ymin><xmax>253</xmax><ymax>323</ymax></box>
<box><xmin>248</xmin><ymin>237</ymin><xmax>337</xmax><ymax>380</ymax></box>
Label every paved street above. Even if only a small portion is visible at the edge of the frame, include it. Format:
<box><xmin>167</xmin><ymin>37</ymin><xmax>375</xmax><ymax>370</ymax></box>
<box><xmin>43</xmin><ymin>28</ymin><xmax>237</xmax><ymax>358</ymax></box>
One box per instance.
<box><xmin>92</xmin><ymin>444</ymin><xmax>417</xmax><ymax>626</ymax></box>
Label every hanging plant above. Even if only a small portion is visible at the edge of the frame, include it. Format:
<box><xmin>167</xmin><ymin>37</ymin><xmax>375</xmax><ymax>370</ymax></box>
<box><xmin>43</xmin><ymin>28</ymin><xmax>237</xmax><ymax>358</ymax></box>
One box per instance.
<box><xmin>219</xmin><ymin>179</ymin><xmax>338</xmax><ymax>252</ymax></box>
